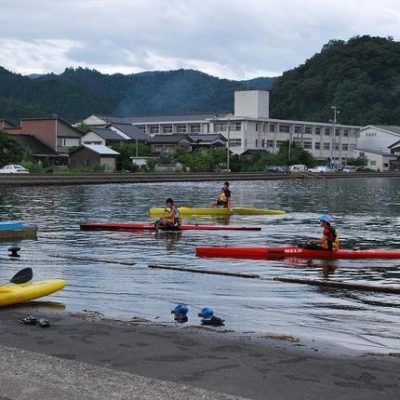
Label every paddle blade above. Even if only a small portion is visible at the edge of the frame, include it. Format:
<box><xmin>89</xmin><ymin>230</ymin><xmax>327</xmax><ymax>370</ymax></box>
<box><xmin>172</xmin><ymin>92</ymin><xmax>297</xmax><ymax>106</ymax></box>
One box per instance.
<box><xmin>10</xmin><ymin>268</ymin><xmax>33</xmax><ymax>284</ymax></box>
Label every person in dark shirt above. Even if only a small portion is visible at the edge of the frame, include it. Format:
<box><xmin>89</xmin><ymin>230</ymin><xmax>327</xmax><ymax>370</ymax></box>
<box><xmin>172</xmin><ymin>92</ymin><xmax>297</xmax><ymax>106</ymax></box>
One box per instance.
<box><xmin>304</xmin><ymin>214</ymin><xmax>339</xmax><ymax>251</ymax></box>
<box><xmin>212</xmin><ymin>181</ymin><xmax>231</xmax><ymax>208</ymax></box>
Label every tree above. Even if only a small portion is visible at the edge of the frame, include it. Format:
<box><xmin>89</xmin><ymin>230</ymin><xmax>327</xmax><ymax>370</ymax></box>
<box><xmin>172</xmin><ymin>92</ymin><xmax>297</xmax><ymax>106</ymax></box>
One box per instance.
<box><xmin>274</xmin><ymin>141</ymin><xmax>317</xmax><ymax>167</ymax></box>
<box><xmin>0</xmin><ymin>132</ymin><xmax>24</xmax><ymax>165</ymax></box>
<box><xmin>111</xmin><ymin>142</ymin><xmax>151</xmax><ymax>171</ymax></box>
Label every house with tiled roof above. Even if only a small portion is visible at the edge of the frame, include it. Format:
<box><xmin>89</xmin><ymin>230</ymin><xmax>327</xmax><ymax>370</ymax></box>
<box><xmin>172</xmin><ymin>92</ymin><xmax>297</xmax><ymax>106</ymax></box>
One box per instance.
<box><xmin>0</xmin><ymin>119</ymin><xmax>17</xmax><ymax>130</ymax></box>
<box><xmin>8</xmin><ymin>134</ymin><xmax>64</xmax><ymax>166</ymax></box>
<box><xmin>69</xmin><ymin>144</ymin><xmax>120</xmax><ymax>171</ymax></box>
<box><xmin>3</xmin><ymin>117</ymin><xmax>82</xmax><ymax>155</ymax></box>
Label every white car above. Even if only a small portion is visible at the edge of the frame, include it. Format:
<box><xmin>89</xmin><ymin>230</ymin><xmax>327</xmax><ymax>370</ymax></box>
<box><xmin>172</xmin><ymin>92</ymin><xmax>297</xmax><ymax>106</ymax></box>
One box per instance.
<box><xmin>308</xmin><ymin>165</ymin><xmax>330</xmax><ymax>173</ymax></box>
<box><xmin>0</xmin><ymin>164</ymin><xmax>29</xmax><ymax>174</ymax></box>
<box><xmin>342</xmin><ymin>165</ymin><xmax>358</xmax><ymax>173</ymax></box>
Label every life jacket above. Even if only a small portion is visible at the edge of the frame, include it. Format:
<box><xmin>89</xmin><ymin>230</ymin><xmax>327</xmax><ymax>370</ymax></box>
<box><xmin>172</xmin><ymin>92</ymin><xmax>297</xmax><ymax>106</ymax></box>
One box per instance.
<box><xmin>218</xmin><ymin>188</ymin><xmax>231</xmax><ymax>207</ymax></box>
<box><xmin>163</xmin><ymin>206</ymin><xmax>182</xmax><ymax>226</ymax></box>
<box><xmin>321</xmin><ymin>225</ymin><xmax>339</xmax><ymax>250</ymax></box>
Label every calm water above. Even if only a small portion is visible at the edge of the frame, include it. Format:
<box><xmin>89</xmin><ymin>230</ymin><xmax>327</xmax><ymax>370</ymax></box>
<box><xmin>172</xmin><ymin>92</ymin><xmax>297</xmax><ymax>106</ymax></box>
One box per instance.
<box><xmin>1</xmin><ymin>178</ymin><xmax>400</xmax><ymax>353</ymax></box>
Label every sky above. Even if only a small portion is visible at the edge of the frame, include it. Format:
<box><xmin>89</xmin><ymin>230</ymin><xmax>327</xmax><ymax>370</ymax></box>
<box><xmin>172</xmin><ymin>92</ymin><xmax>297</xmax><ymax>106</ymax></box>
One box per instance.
<box><xmin>1</xmin><ymin>0</ymin><xmax>400</xmax><ymax>80</ymax></box>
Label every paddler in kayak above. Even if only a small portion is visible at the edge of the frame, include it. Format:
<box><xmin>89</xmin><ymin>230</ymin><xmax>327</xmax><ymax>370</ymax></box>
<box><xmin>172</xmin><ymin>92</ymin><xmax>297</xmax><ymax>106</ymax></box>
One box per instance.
<box><xmin>212</xmin><ymin>181</ymin><xmax>231</xmax><ymax>208</ymax></box>
<box><xmin>302</xmin><ymin>214</ymin><xmax>339</xmax><ymax>251</ymax></box>
<box><xmin>155</xmin><ymin>198</ymin><xmax>182</xmax><ymax>230</ymax></box>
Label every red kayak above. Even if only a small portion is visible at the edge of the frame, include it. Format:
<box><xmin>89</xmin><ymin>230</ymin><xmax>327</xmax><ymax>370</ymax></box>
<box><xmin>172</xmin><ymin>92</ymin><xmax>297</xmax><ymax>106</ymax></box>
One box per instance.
<box><xmin>195</xmin><ymin>245</ymin><xmax>400</xmax><ymax>260</ymax></box>
<box><xmin>80</xmin><ymin>222</ymin><xmax>261</xmax><ymax>232</ymax></box>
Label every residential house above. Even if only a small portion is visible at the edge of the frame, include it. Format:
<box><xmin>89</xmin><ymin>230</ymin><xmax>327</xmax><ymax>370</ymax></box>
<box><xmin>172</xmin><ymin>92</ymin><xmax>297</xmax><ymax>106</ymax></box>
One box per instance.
<box><xmin>0</xmin><ymin>119</ymin><xmax>17</xmax><ymax>130</ymax></box>
<box><xmin>69</xmin><ymin>144</ymin><xmax>120</xmax><ymax>171</ymax></box>
<box><xmin>3</xmin><ymin>117</ymin><xmax>82</xmax><ymax>155</ymax></box>
<box><xmin>8</xmin><ymin>134</ymin><xmax>62</xmax><ymax>166</ymax></box>
<box><xmin>353</xmin><ymin>148</ymin><xmax>397</xmax><ymax>171</ymax></box>
<box><xmin>149</xmin><ymin>134</ymin><xmax>193</xmax><ymax>154</ymax></box>
<box><xmin>82</xmin><ymin>127</ymin><xmax>126</xmax><ymax>146</ymax></box>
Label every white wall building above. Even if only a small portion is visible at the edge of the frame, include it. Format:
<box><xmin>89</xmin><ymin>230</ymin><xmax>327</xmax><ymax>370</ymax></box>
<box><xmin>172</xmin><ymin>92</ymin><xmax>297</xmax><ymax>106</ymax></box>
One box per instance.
<box><xmin>83</xmin><ymin>90</ymin><xmax>362</xmax><ymax>165</ymax></box>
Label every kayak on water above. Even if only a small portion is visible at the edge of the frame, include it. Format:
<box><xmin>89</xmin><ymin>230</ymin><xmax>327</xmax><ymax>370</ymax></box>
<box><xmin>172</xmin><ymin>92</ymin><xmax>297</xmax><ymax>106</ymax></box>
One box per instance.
<box><xmin>195</xmin><ymin>245</ymin><xmax>400</xmax><ymax>260</ymax></box>
<box><xmin>0</xmin><ymin>279</ymin><xmax>66</xmax><ymax>307</ymax></box>
<box><xmin>80</xmin><ymin>222</ymin><xmax>262</xmax><ymax>231</ymax></box>
<box><xmin>0</xmin><ymin>220</ymin><xmax>38</xmax><ymax>241</ymax></box>
<box><xmin>149</xmin><ymin>207</ymin><xmax>286</xmax><ymax>217</ymax></box>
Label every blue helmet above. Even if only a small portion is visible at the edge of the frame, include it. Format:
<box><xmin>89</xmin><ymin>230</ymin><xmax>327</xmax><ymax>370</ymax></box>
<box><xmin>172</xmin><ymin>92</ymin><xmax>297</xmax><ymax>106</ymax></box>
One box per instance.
<box><xmin>171</xmin><ymin>304</ymin><xmax>188</xmax><ymax>315</ymax></box>
<box><xmin>319</xmin><ymin>214</ymin><xmax>331</xmax><ymax>223</ymax></box>
<box><xmin>198</xmin><ymin>307</ymin><xmax>214</xmax><ymax>319</ymax></box>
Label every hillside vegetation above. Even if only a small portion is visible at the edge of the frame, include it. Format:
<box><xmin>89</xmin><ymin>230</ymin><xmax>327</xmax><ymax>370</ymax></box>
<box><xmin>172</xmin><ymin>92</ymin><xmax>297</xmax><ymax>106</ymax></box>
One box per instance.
<box><xmin>0</xmin><ymin>67</ymin><xmax>274</xmax><ymax>123</ymax></box>
<box><xmin>270</xmin><ymin>35</ymin><xmax>400</xmax><ymax>125</ymax></box>
<box><xmin>1</xmin><ymin>35</ymin><xmax>399</xmax><ymax>126</ymax></box>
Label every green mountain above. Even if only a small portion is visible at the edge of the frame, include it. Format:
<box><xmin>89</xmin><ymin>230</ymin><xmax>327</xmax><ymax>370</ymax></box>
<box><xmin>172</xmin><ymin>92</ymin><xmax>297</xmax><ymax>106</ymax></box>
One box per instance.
<box><xmin>270</xmin><ymin>35</ymin><xmax>400</xmax><ymax>125</ymax></box>
<box><xmin>2</xmin><ymin>35</ymin><xmax>398</xmax><ymax>126</ymax></box>
<box><xmin>0</xmin><ymin>67</ymin><xmax>276</xmax><ymax>124</ymax></box>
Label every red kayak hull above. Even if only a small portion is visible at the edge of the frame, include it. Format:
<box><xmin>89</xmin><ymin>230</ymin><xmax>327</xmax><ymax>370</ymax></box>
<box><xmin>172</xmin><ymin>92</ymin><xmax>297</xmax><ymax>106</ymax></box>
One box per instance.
<box><xmin>195</xmin><ymin>245</ymin><xmax>400</xmax><ymax>259</ymax></box>
<box><xmin>80</xmin><ymin>222</ymin><xmax>261</xmax><ymax>231</ymax></box>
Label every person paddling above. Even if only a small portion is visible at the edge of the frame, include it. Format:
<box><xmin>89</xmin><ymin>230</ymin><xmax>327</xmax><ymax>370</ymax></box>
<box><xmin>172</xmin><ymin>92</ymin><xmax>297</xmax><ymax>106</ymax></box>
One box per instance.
<box><xmin>303</xmin><ymin>214</ymin><xmax>339</xmax><ymax>251</ymax></box>
<box><xmin>155</xmin><ymin>198</ymin><xmax>182</xmax><ymax>230</ymax></box>
<box><xmin>212</xmin><ymin>181</ymin><xmax>231</xmax><ymax>208</ymax></box>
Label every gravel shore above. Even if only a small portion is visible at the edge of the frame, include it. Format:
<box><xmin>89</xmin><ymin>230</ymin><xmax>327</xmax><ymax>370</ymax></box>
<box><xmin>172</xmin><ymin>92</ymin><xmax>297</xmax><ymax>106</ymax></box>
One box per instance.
<box><xmin>0</xmin><ymin>306</ymin><xmax>399</xmax><ymax>400</ymax></box>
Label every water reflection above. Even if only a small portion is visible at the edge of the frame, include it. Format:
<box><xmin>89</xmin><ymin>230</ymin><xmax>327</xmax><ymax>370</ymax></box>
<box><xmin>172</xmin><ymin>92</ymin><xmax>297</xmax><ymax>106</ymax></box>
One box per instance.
<box><xmin>1</xmin><ymin>178</ymin><xmax>400</xmax><ymax>353</ymax></box>
<box><xmin>154</xmin><ymin>231</ymin><xmax>183</xmax><ymax>251</ymax></box>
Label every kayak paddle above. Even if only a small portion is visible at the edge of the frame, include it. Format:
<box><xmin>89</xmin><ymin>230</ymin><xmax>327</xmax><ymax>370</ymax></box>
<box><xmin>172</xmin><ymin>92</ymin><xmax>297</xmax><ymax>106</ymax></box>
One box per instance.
<box><xmin>9</xmin><ymin>268</ymin><xmax>33</xmax><ymax>284</ymax></box>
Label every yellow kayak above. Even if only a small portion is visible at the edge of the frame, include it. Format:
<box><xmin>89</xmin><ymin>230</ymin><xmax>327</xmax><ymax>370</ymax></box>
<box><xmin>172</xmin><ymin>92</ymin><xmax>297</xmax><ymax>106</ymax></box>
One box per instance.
<box><xmin>0</xmin><ymin>279</ymin><xmax>66</xmax><ymax>307</ymax></box>
<box><xmin>149</xmin><ymin>206</ymin><xmax>286</xmax><ymax>217</ymax></box>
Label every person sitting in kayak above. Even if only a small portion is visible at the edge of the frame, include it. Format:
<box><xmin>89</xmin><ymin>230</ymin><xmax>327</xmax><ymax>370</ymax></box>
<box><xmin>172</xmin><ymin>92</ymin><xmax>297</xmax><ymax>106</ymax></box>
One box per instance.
<box><xmin>155</xmin><ymin>198</ymin><xmax>182</xmax><ymax>229</ymax></box>
<box><xmin>212</xmin><ymin>181</ymin><xmax>231</xmax><ymax>208</ymax></box>
<box><xmin>303</xmin><ymin>214</ymin><xmax>339</xmax><ymax>251</ymax></box>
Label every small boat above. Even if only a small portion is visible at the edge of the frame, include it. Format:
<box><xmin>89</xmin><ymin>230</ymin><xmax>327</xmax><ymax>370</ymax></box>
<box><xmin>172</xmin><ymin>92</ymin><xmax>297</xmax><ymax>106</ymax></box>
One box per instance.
<box><xmin>0</xmin><ymin>221</ymin><xmax>37</xmax><ymax>241</ymax></box>
<box><xmin>0</xmin><ymin>268</ymin><xmax>66</xmax><ymax>307</ymax></box>
<box><xmin>80</xmin><ymin>222</ymin><xmax>261</xmax><ymax>231</ymax></box>
<box><xmin>149</xmin><ymin>206</ymin><xmax>286</xmax><ymax>217</ymax></box>
<box><xmin>196</xmin><ymin>245</ymin><xmax>400</xmax><ymax>260</ymax></box>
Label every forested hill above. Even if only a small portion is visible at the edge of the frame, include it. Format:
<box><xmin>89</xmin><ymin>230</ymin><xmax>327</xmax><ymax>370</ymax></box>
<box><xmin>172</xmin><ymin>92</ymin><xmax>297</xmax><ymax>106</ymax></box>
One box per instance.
<box><xmin>2</xmin><ymin>35</ymin><xmax>398</xmax><ymax>126</ymax></box>
<box><xmin>270</xmin><ymin>35</ymin><xmax>400</xmax><ymax>125</ymax></box>
<box><xmin>0</xmin><ymin>67</ymin><xmax>275</xmax><ymax>124</ymax></box>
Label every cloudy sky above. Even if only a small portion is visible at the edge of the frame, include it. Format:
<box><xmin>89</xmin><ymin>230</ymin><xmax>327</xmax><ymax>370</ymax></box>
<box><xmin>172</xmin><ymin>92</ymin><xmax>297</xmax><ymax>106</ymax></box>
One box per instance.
<box><xmin>1</xmin><ymin>0</ymin><xmax>400</xmax><ymax>80</ymax></box>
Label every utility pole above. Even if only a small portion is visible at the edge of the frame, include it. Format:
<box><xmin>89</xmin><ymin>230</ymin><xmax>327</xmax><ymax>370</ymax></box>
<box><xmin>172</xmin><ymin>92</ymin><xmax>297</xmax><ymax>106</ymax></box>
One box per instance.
<box><xmin>227</xmin><ymin>117</ymin><xmax>230</xmax><ymax>172</ymax></box>
<box><xmin>330</xmin><ymin>106</ymin><xmax>340</xmax><ymax>169</ymax></box>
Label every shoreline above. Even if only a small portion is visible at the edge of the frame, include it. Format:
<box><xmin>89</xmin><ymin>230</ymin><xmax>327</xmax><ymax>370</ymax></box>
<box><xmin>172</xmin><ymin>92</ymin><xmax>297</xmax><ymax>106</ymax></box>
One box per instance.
<box><xmin>0</xmin><ymin>306</ymin><xmax>399</xmax><ymax>399</ymax></box>
<box><xmin>1</xmin><ymin>170</ymin><xmax>399</xmax><ymax>186</ymax></box>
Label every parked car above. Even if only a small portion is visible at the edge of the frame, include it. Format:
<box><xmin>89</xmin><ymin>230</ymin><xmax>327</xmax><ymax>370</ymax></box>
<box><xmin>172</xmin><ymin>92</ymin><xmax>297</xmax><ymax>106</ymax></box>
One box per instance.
<box><xmin>342</xmin><ymin>165</ymin><xmax>358</xmax><ymax>173</ymax></box>
<box><xmin>265</xmin><ymin>166</ymin><xmax>286</xmax><ymax>173</ymax></box>
<box><xmin>288</xmin><ymin>164</ymin><xmax>307</xmax><ymax>173</ymax></box>
<box><xmin>308</xmin><ymin>165</ymin><xmax>330</xmax><ymax>173</ymax></box>
<box><xmin>0</xmin><ymin>164</ymin><xmax>29</xmax><ymax>174</ymax></box>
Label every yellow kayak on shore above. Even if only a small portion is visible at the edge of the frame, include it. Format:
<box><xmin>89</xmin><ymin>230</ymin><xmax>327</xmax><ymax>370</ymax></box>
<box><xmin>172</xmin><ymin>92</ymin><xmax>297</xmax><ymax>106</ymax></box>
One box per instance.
<box><xmin>0</xmin><ymin>279</ymin><xmax>66</xmax><ymax>307</ymax></box>
<box><xmin>149</xmin><ymin>206</ymin><xmax>286</xmax><ymax>217</ymax></box>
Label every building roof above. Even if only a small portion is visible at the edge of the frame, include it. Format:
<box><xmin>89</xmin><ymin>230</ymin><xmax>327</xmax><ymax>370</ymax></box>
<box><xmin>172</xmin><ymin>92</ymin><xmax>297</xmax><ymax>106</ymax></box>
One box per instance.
<box><xmin>188</xmin><ymin>134</ymin><xmax>227</xmax><ymax>144</ymax></box>
<box><xmin>388</xmin><ymin>139</ymin><xmax>400</xmax><ymax>149</ymax></box>
<box><xmin>96</xmin><ymin>113</ymin><xmax>226</xmax><ymax>124</ymax></box>
<box><xmin>8</xmin><ymin>134</ymin><xmax>57</xmax><ymax>156</ymax></box>
<box><xmin>110</xmin><ymin>123</ymin><xmax>152</xmax><ymax>141</ymax></box>
<box><xmin>355</xmin><ymin>147</ymin><xmax>395</xmax><ymax>156</ymax></box>
<box><xmin>70</xmin><ymin>144</ymin><xmax>120</xmax><ymax>156</ymax></box>
<box><xmin>89</xmin><ymin>128</ymin><xmax>125</xmax><ymax>141</ymax></box>
<box><xmin>0</xmin><ymin>119</ymin><xmax>17</xmax><ymax>128</ymax></box>
<box><xmin>149</xmin><ymin>134</ymin><xmax>192</xmax><ymax>144</ymax></box>
<box><xmin>362</xmin><ymin>125</ymin><xmax>400</xmax><ymax>135</ymax></box>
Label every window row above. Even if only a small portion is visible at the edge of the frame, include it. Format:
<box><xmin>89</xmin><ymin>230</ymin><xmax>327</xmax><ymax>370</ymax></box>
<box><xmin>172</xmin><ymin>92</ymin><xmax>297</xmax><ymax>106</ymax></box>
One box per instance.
<box><xmin>265</xmin><ymin>141</ymin><xmax>355</xmax><ymax>151</ymax></box>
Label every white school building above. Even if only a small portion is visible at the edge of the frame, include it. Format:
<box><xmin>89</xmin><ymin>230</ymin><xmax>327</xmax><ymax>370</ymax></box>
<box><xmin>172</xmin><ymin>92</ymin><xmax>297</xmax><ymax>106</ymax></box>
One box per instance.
<box><xmin>84</xmin><ymin>90</ymin><xmax>362</xmax><ymax>166</ymax></box>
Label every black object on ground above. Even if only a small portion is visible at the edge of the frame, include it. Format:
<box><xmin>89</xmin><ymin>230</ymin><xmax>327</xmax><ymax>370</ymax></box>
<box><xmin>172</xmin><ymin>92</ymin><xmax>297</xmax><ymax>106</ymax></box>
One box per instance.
<box><xmin>8</xmin><ymin>246</ymin><xmax>21</xmax><ymax>257</ymax></box>
<box><xmin>201</xmin><ymin>316</ymin><xmax>225</xmax><ymax>326</ymax></box>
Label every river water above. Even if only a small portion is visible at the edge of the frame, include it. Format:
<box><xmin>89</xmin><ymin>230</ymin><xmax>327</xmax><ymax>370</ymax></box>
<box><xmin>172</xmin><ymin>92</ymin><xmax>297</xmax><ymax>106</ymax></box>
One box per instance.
<box><xmin>1</xmin><ymin>177</ymin><xmax>400</xmax><ymax>353</ymax></box>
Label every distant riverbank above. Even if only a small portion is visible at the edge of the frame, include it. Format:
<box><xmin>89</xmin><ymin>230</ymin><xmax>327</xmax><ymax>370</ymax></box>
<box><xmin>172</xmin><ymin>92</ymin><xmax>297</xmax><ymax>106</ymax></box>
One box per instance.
<box><xmin>1</xmin><ymin>170</ymin><xmax>399</xmax><ymax>186</ymax></box>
